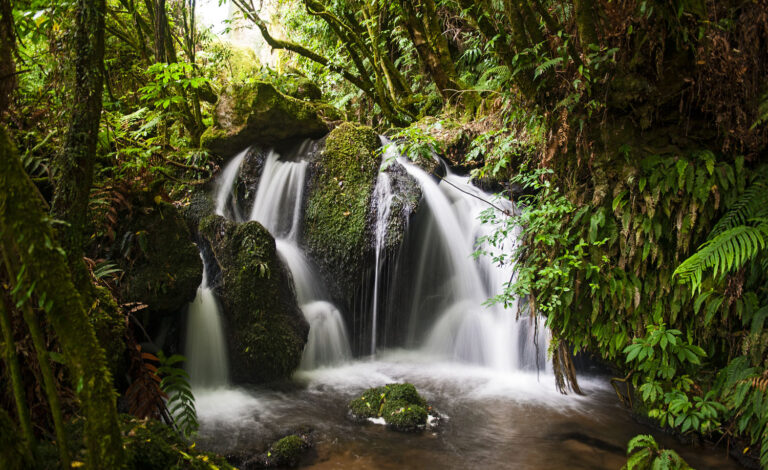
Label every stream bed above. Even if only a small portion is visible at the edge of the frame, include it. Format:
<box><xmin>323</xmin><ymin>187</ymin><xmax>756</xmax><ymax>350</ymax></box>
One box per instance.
<box><xmin>194</xmin><ymin>351</ymin><xmax>739</xmax><ymax>469</ymax></box>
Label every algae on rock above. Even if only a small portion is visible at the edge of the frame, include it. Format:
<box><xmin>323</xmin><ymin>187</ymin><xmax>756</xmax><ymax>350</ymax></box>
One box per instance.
<box><xmin>198</xmin><ymin>215</ymin><xmax>308</xmax><ymax>383</ymax></box>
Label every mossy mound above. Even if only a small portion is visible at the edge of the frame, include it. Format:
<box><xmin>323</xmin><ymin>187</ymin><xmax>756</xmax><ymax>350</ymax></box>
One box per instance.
<box><xmin>303</xmin><ymin>122</ymin><xmax>380</xmax><ymax>304</ymax></box>
<box><xmin>199</xmin><ymin>215</ymin><xmax>308</xmax><ymax>383</ymax></box>
<box><xmin>115</xmin><ymin>195</ymin><xmax>202</xmax><ymax>317</ymax></box>
<box><xmin>348</xmin><ymin>383</ymin><xmax>430</xmax><ymax>432</ymax></box>
<box><xmin>201</xmin><ymin>81</ymin><xmax>329</xmax><ymax>157</ymax></box>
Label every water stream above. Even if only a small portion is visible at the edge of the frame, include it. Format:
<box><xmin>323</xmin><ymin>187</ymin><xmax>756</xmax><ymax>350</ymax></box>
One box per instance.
<box><xmin>187</xmin><ymin>139</ymin><xmax>739</xmax><ymax>468</ymax></box>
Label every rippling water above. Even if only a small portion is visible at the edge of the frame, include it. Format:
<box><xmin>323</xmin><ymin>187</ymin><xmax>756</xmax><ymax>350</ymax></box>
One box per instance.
<box><xmin>193</xmin><ymin>351</ymin><xmax>739</xmax><ymax>469</ymax></box>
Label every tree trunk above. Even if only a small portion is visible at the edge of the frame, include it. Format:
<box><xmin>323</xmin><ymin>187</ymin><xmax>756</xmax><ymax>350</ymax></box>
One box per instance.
<box><xmin>1</xmin><ymin>126</ymin><xmax>125</xmax><ymax>469</ymax></box>
<box><xmin>51</xmin><ymin>0</ymin><xmax>107</xmax><ymax>285</ymax></box>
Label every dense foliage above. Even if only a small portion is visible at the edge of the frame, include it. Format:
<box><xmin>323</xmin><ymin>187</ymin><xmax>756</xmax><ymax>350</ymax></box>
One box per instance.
<box><xmin>0</xmin><ymin>0</ymin><xmax>766</xmax><ymax>468</ymax></box>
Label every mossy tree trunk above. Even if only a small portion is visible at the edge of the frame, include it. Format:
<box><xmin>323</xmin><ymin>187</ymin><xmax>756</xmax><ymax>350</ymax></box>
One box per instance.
<box><xmin>51</xmin><ymin>0</ymin><xmax>106</xmax><ymax>287</ymax></box>
<box><xmin>398</xmin><ymin>0</ymin><xmax>461</xmax><ymax>101</ymax></box>
<box><xmin>0</xmin><ymin>127</ymin><xmax>125</xmax><ymax>468</ymax></box>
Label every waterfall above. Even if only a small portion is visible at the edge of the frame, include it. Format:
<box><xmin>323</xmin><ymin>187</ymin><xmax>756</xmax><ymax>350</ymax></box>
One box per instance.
<box><xmin>247</xmin><ymin>146</ymin><xmax>352</xmax><ymax>369</ymax></box>
<box><xmin>382</xmin><ymin>138</ymin><xmax>548</xmax><ymax>371</ymax></box>
<box><xmin>186</xmin><ymin>256</ymin><xmax>230</xmax><ymax>388</ymax></box>
<box><xmin>369</xmin><ymin>169</ymin><xmax>395</xmax><ymax>355</ymax></box>
<box><xmin>215</xmin><ymin>149</ymin><xmax>247</xmax><ymax>218</ymax></box>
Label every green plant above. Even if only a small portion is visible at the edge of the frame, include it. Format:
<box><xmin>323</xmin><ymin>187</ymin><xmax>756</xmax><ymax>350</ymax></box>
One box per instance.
<box><xmin>622</xmin><ymin>435</ymin><xmax>691</xmax><ymax>470</ymax></box>
<box><xmin>157</xmin><ymin>352</ymin><xmax>198</xmax><ymax>439</ymax></box>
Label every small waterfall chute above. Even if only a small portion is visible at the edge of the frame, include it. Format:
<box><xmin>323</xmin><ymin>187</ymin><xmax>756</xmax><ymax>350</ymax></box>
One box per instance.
<box><xmin>185</xmin><ymin>255</ymin><xmax>230</xmax><ymax>388</ymax></box>
<box><xmin>247</xmin><ymin>145</ymin><xmax>352</xmax><ymax>369</ymax></box>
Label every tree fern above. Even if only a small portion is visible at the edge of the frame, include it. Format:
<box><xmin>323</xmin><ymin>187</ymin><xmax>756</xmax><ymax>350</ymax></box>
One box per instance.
<box><xmin>674</xmin><ymin>222</ymin><xmax>767</xmax><ymax>292</ymax></box>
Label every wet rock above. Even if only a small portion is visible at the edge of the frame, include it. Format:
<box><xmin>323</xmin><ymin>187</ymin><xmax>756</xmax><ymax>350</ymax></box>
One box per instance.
<box><xmin>303</xmin><ymin>122</ymin><xmax>380</xmax><ymax>307</ymax></box>
<box><xmin>348</xmin><ymin>383</ymin><xmax>435</xmax><ymax>432</ymax></box>
<box><xmin>201</xmin><ymin>81</ymin><xmax>329</xmax><ymax>157</ymax></box>
<box><xmin>199</xmin><ymin>215</ymin><xmax>308</xmax><ymax>384</ymax></box>
<box><xmin>231</xmin><ymin>428</ymin><xmax>314</xmax><ymax>469</ymax></box>
<box><xmin>380</xmin><ymin>163</ymin><xmax>421</xmax><ymax>254</ymax></box>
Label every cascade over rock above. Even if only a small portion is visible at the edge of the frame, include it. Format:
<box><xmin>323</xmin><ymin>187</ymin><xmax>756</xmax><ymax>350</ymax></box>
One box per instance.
<box><xmin>302</xmin><ymin>123</ymin><xmax>380</xmax><ymax>314</ymax></box>
<box><xmin>198</xmin><ymin>214</ymin><xmax>309</xmax><ymax>383</ymax></box>
<box><xmin>115</xmin><ymin>195</ymin><xmax>202</xmax><ymax>317</ymax></box>
<box><xmin>200</xmin><ymin>81</ymin><xmax>330</xmax><ymax>156</ymax></box>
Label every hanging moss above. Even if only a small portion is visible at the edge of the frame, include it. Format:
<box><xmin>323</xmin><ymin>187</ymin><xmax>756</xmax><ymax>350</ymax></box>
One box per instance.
<box><xmin>199</xmin><ymin>215</ymin><xmax>308</xmax><ymax>383</ymax></box>
<box><xmin>303</xmin><ymin>122</ymin><xmax>380</xmax><ymax>302</ymax></box>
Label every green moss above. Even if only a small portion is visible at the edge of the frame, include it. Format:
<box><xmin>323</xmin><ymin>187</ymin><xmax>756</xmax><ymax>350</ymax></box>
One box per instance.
<box><xmin>269</xmin><ymin>435</ymin><xmax>305</xmax><ymax>466</ymax></box>
<box><xmin>303</xmin><ymin>123</ymin><xmax>380</xmax><ymax>300</ymax></box>
<box><xmin>90</xmin><ymin>286</ymin><xmax>127</xmax><ymax>377</ymax></box>
<box><xmin>118</xmin><ymin>200</ymin><xmax>202</xmax><ymax>316</ymax></box>
<box><xmin>384</xmin><ymin>383</ymin><xmax>427</xmax><ymax>407</ymax></box>
<box><xmin>348</xmin><ymin>383</ymin><xmax>429</xmax><ymax>432</ymax></box>
<box><xmin>276</xmin><ymin>75</ymin><xmax>323</xmax><ymax>101</ymax></box>
<box><xmin>349</xmin><ymin>386</ymin><xmax>387</xmax><ymax>419</ymax></box>
<box><xmin>199</xmin><ymin>215</ymin><xmax>308</xmax><ymax>383</ymax></box>
<box><xmin>203</xmin><ymin>81</ymin><xmax>329</xmax><ymax>156</ymax></box>
<box><xmin>381</xmin><ymin>399</ymin><xmax>428</xmax><ymax>432</ymax></box>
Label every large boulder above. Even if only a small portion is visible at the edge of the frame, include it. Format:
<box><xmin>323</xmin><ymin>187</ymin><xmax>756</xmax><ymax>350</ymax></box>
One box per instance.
<box><xmin>302</xmin><ymin>123</ymin><xmax>380</xmax><ymax>305</ymax></box>
<box><xmin>116</xmin><ymin>197</ymin><xmax>202</xmax><ymax>317</ymax></box>
<box><xmin>348</xmin><ymin>383</ymin><xmax>433</xmax><ymax>432</ymax></box>
<box><xmin>201</xmin><ymin>81</ymin><xmax>329</xmax><ymax>157</ymax></box>
<box><xmin>199</xmin><ymin>215</ymin><xmax>308</xmax><ymax>383</ymax></box>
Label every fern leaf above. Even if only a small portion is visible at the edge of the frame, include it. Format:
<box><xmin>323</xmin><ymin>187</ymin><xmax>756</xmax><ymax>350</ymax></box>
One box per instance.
<box><xmin>675</xmin><ymin>223</ymin><xmax>767</xmax><ymax>291</ymax></box>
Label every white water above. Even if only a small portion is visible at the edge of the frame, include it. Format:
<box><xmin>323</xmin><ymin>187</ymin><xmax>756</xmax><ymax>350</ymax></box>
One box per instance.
<box><xmin>185</xmin><ymin>257</ymin><xmax>230</xmax><ymax>388</ymax></box>
<box><xmin>247</xmin><ymin>146</ymin><xmax>352</xmax><ymax>368</ymax></box>
<box><xmin>370</xmin><ymin>169</ymin><xmax>395</xmax><ymax>354</ymax></box>
<box><xmin>215</xmin><ymin>149</ymin><xmax>246</xmax><ymax>218</ymax></box>
<box><xmin>383</xmin><ymin>138</ymin><xmax>549</xmax><ymax>372</ymax></box>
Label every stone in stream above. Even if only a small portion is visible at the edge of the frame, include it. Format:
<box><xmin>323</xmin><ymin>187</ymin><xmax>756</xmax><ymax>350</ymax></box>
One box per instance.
<box><xmin>198</xmin><ymin>214</ymin><xmax>309</xmax><ymax>384</ymax></box>
<box><xmin>348</xmin><ymin>383</ymin><xmax>439</xmax><ymax>432</ymax></box>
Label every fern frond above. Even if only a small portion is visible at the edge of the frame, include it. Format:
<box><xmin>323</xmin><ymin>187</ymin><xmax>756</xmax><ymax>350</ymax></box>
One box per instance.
<box><xmin>710</xmin><ymin>179</ymin><xmax>768</xmax><ymax>238</ymax></box>
<box><xmin>674</xmin><ymin>222</ymin><xmax>768</xmax><ymax>291</ymax></box>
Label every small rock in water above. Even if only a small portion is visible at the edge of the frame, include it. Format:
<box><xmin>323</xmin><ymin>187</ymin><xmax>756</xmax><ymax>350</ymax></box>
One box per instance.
<box><xmin>348</xmin><ymin>383</ymin><xmax>439</xmax><ymax>432</ymax></box>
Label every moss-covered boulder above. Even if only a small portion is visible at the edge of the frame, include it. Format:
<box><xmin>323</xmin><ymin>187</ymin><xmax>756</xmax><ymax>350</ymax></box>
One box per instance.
<box><xmin>201</xmin><ymin>81</ymin><xmax>329</xmax><ymax>157</ymax></box>
<box><xmin>303</xmin><ymin>123</ymin><xmax>380</xmax><ymax>304</ymax></box>
<box><xmin>348</xmin><ymin>383</ymin><xmax>431</xmax><ymax>432</ymax></box>
<box><xmin>199</xmin><ymin>215</ymin><xmax>308</xmax><ymax>383</ymax></box>
<box><xmin>116</xmin><ymin>196</ymin><xmax>202</xmax><ymax>317</ymax></box>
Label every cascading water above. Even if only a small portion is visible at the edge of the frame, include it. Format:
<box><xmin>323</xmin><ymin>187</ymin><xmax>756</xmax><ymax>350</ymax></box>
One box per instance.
<box><xmin>380</xmin><ymin>137</ymin><xmax>548</xmax><ymax>371</ymax></box>
<box><xmin>215</xmin><ymin>149</ymin><xmax>246</xmax><ymax>218</ymax></box>
<box><xmin>247</xmin><ymin>146</ymin><xmax>351</xmax><ymax>369</ymax></box>
<box><xmin>369</xmin><ymin>169</ymin><xmax>395</xmax><ymax>355</ymax></box>
<box><xmin>185</xmin><ymin>255</ymin><xmax>229</xmax><ymax>388</ymax></box>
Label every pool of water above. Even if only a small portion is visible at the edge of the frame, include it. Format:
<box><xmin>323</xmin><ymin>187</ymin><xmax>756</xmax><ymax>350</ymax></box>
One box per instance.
<box><xmin>194</xmin><ymin>351</ymin><xmax>740</xmax><ymax>469</ymax></box>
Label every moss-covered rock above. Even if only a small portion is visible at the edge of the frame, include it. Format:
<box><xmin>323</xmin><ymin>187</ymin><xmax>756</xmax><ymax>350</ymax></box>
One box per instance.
<box><xmin>116</xmin><ymin>196</ymin><xmax>202</xmax><ymax>317</ymax></box>
<box><xmin>303</xmin><ymin>123</ymin><xmax>380</xmax><ymax>305</ymax></box>
<box><xmin>201</xmin><ymin>81</ymin><xmax>329</xmax><ymax>157</ymax></box>
<box><xmin>348</xmin><ymin>383</ymin><xmax>431</xmax><ymax>432</ymax></box>
<box><xmin>199</xmin><ymin>215</ymin><xmax>308</xmax><ymax>383</ymax></box>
